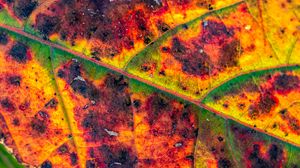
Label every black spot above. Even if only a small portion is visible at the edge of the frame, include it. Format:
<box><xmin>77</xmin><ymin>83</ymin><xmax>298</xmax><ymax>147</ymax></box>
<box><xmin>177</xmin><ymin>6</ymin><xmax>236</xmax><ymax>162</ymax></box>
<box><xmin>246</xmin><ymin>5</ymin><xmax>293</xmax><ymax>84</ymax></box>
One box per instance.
<box><xmin>41</xmin><ymin>160</ymin><xmax>52</xmax><ymax>168</ymax></box>
<box><xmin>7</xmin><ymin>75</ymin><xmax>21</xmax><ymax>86</ymax></box>
<box><xmin>144</xmin><ymin>36</ymin><xmax>152</xmax><ymax>44</ymax></box>
<box><xmin>12</xmin><ymin>118</ymin><xmax>20</xmax><ymax>126</ymax></box>
<box><xmin>218</xmin><ymin>158</ymin><xmax>231</xmax><ymax>168</ymax></box>
<box><xmin>70</xmin><ymin>152</ymin><xmax>78</xmax><ymax>165</ymax></box>
<box><xmin>133</xmin><ymin>99</ymin><xmax>141</xmax><ymax>108</ymax></box>
<box><xmin>217</xmin><ymin>136</ymin><xmax>224</xmax><ymax>142</ymax></box>
<box><xmin>140</xmin><ymin>64</ymin><xmax>151</xmax><ymax>72</ymax></box>
<box><xmin>156</xmin><ymin>21</ymin><xmax>170</xmax><ymax>32</ymax></box>
<box><xmin>182</xmin><ymin>24</ymin><xmax>188</xmax><ymax>29</ymax></box>
<box><xmin>86</xmin><ymin>160</ymin><xmax>96</xmax><ymax>168</ymax></box>
<box><xmin>0</xmin><ymin>31</ymin><xmax>8</xmax><ymax>45</ymax></box>
<box><xmin>13</xmin><ymin>0</ymin><xmax>37</xmax><ymax>19</ymax></box>
<box><xmin>58</xmin><ymin>144</ymin><xmax>69</xmax><ymax>154</ymax></box>
<box><xmin>185</xmin><ymin>155</ymin><xmax>194</xmax><ymax>161</ymax></box>
<box><xmin>9</xmin><ymin>42</ymin><xmax>29</xmax><ymax>63</ymax></box>
<box><xmin>57</xmin><ymin>69</ymin><xmax>65</xmax><ymax>78</ymax></box>
<box><xmin>45</xmin><ymin>98</ymin><xmax>58</xmax><ymax>108</ymax></box>
<box><xmin>1</xmin><ymin>98</ymin><xmax>16</xmax><ymax>112</ymax></box>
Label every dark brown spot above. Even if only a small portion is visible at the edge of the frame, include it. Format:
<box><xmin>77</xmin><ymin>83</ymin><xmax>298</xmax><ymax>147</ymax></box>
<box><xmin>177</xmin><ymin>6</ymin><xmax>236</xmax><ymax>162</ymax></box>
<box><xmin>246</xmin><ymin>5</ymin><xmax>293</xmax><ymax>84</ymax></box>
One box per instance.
<box><xmin>41</xmin><ymin>160</ymin><xmax>52</xmax><ymax>168</ymax></box>
<box><xmin>7</xmin><ymin>75</ymin><xmax>22</xmax><ymax>86</ymax></box>
<box><xmin>9</xmin><ymin>42</ymin><xmax>29</xmax><ymax>63</ymax></box>
<box><xmin>36</xmin><ymin>14</ymin><xmax>61</xmax><ymax>39</ymax></box>
<box><xmin>1</xmin><ymin>98</ymin><xmax>16</xmax><ymax>112</ymax></box>
<box><xmin>57</xmin><ymin>69</ymin><xmax>65</xmax><ymax>78</ymax></box>
<box><xmin>13</xmin><ymin>0</ymin><xmax>37</xmax><ymax>19</ymax></box>
<box><xmin>171</xmin><ymin>37</ymin><xmax>212</xmax><ymax>76</ymax></box>
<box><xmin>0</xmin><ymin>31</ymin><xmax>8</xmax><ymax>45</ymax></box>
<box><xmin>218</xmin><ymin>40</ymin><xmax>240</xmax><ymax>68</ymax></box>
<box><xmin>86</xmin><ymin>160</ymin><xmax>96</xmax><ymax>168</ymax></box>
<box><xmin>218</xmin><ymin>158</ymin><xmax>231</xmax><ymax>168</ymax></box>
<box><xmin>268</xmin><ymin>144</ymin><xmax>283</xmax><ymax>162</ymax></box>
<box><xmin>82</xmin><ymin>111</ymin><xmax>104</xmax><ymax>141</ymax></box>
<box><xmin>31</xmin><ymin>117</ymin><xmax>47</xmax><ymax>134</ymax></box>
<box><xmin>99</xmin><ymin>145</ymin><xmax>137</xmax><ymax>168</ymax></box>
<box><xmin>201</xmin><ymin>20</ymin><xmax>233</xmax><ymax>44</ymax></box>
<box><xmin>156</xmin><ymin>21</ymin><xmax>170</xmax><ymax>32</ymax></box>
<box><xmin>217</xmin><ymin>136</ymin><xmax>224</xmax><ymax>142</ymax></box>
<box><xmin>133</xmin><ymin>99</ymin><xmax>141</xmax><ymax>108</ymax></box>
<box><xmin>12</xmin><ymin>118</ymin><xmax>20</xmax><ymax>126</ymax></box>
<box><xmin>58</xmin><ymin>144</ymin><xmax>69</xmax><ymax>154</ymax></box>
<box><xmin>273</xmin><ymin>74</ymin><xmax>299</xmax><ymax>94</ymax></box>
<box><xmin>70</xmin><ymin>152</ymin><xmax>78</xmax><ymax>165</ymax></box>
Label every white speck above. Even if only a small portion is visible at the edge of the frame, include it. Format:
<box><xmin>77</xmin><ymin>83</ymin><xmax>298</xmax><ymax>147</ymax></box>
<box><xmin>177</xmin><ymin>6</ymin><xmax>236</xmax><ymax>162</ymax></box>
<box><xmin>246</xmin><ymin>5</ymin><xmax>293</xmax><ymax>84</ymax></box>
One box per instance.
<box><xmin>199</xmin><ymin>49</ymin><xmax>204</xmax><ymax>53</ymax></box>
<box><xmin>74</xmin><ymin>76</ymin><xmax>85</xmax><ymax>81</ymax></box>
<box><xmin>174</xmin><ymin>142</ymin><xmax>183</xmax><ymax>147</ymax></box>
<box><xmin>72</xmin><ymin>58</ymin><xmax>78</xmax><ymax>62</ymax></box>
<box><xmin>154</xmin><ymin>0</ymin><xmax>161</xmax><ymax>5</ymax></box>
<box><xmin>104</xmin><ymin>129</ymin><xmax>119</xmax><ymax>136</ymax></box>
<box><xmin>203</xmin><ymin>21</ymin><xmax>208</xmax><ymax>27</ymax></box>
<box><xmin>110</xmin><ymin>162</ymin><xmax>122</xmax><ymax>167</ymax></box>
<box><xmin>206</xmin><ymin>118</ymin><xmax>210</xmax><ymax>121</ymax></box>
<box><xmin>245</xmin><ymin>25</ymin><xmax>251</xmax><ymax>30</ymax></box>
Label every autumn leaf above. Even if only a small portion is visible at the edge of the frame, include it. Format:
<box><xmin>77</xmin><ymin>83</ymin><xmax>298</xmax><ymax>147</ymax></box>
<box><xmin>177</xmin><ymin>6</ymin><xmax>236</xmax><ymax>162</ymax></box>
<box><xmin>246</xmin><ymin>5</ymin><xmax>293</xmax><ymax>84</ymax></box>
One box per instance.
<box><xmin>0</xmin><ymin>0</ymin><xmax>299</xmax><ymax>168</ymax></box>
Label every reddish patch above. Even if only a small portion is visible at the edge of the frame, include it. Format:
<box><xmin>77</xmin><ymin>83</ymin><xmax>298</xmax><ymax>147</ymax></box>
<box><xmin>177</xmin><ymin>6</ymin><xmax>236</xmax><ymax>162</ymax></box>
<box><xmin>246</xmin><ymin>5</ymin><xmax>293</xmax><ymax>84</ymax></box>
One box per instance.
<box><xmin>280</xmin><ymin>109</ymin><xmax>300</xmax><ymax>135</ymax></box>
<box><xmin>248</xmin><ymin>91</ymin><xmax>278</xmax><ymax>119</ymax></box>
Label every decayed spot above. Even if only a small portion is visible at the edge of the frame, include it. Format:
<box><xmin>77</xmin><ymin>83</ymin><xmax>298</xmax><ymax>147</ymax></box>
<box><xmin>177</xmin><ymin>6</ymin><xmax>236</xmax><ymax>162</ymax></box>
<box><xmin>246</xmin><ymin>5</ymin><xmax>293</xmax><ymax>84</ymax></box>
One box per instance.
<box><xmin>228</xmin><ymin>122</ymin><xmax>291</xmax><ymax>168</ymax></box>
<box><xmin>35</xmin><ymin>14</ymin><xmax>61</xmax><ymax>39</ymax></box>
<box><xmin>8</xmin><ymin>42</ymin><xmax>29</xmax><ymax>63</ymax></box>
<box><xmin>203</xmin><ymin>67</ymin><xmax>300</xmax><ymax>146</ymax></box>
<box><xmin>15</xmin><ymin>0</ymin><xmax>240</xmax><ymax>68</ymax></box>
<box><xmin>13</xmin><ymin>0</ymin><xmax>38</xmax><ymax>19</ymax></box>
<box><xmin>126</xmin><ymin>2</ymin><xmax>278</xmax><ymax>99</ymax></box>
<box><xmin>0</xmin><ymin>33</ymin><xmax>70</xmax><ymax>166</ymax></box>
<box><xmin>130</xmin><ymin>82</ymin><xmax>198</xmax><ymax>167</ymax></box>
<box><xmin>55</xmin><ymin>59</ymin><xmax>136</xmax><ymax>167</ymax></box>
<box><xmin>0</xmin><ymin>31</ymin><xmax>9</xmax><ymax>45</ymax></box>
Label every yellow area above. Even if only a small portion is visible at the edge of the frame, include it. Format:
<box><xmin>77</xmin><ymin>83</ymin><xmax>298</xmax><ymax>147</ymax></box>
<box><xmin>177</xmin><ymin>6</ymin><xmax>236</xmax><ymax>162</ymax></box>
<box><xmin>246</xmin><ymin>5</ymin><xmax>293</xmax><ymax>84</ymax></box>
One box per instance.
<box><xmin>0</xmin><ymin>40</ymin><xmax>69</xmax><ymax>166</ymax></box>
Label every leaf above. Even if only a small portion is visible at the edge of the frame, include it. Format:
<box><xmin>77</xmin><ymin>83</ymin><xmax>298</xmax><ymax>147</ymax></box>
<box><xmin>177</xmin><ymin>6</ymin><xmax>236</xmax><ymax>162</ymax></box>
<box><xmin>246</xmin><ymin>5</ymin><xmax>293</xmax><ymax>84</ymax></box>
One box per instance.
<box><xmin>0</xmin><ymin>0</ymin><xmax>299</xmax><ymax>167</ymax></box>
<box><xmin>1</xmin><ymin>0</ymin><xmax>243</xmax><ymax>68</ymax></box>
<box><xmin>202</xmin><ymin>66</ymin><xmax>300</xmax><ymax>146</ymax></box>
<box><xmin>126</xmin><ymin>2</ymin><xmax>282</xmax><ymax>99</ymax></box>
<box><xmin>194</xmin><ymin>108</ymin><xmax>300</xmax><ymax>167</ymax></box>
